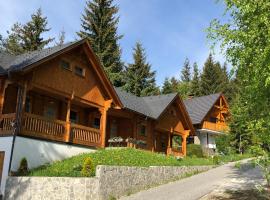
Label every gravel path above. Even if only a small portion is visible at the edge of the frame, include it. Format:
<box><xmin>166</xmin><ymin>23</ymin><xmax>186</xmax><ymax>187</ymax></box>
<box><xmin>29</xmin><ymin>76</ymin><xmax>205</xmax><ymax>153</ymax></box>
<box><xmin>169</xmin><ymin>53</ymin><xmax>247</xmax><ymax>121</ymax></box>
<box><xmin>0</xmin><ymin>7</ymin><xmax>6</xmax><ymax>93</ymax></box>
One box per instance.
<box><xmin>120</xmin><ymin>159</ymin><xmax>262</xmax><ymax>200</ymax></box>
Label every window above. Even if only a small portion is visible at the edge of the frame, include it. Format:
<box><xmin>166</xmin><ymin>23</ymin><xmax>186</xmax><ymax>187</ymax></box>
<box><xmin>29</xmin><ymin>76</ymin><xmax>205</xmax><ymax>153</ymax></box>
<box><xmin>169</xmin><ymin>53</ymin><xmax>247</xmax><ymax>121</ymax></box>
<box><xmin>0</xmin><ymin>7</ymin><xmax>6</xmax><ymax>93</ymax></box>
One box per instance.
<box><xmin>25</xmin><ymin>97</ymin><xmax>32</xmax><ymax>113</ymax></box>
<box><xmin>209</xmin><ymin>117</ymin><xmax>217</xmax><ymax>123</ymax></box>
<box><xmin>70</xmin><ymin>111</ymin><xmax>78</xmax><ymax>123</ymax></box>
<box><xmin>60</xmin><ymin>60</ymin><xmax>71</xmax><ymax>71</ymax></box>
<box><xmin>44</xmin><ymin>101</ymin><xmax>57</xmax><ymax>119</ymax></box>
<box><xmin>139</xmin><ymin>124</ymin><xmax>147</xmax><ymax>136</ymax></box>
<box><xmin>75</xmin><ymin>66</ymin><xmax>85</xmax><ymax>77</ymax></box>
<box><xmin>172</xmin><ymin>135</ymin><xmax>182</xmax><ymax>151</ymax></box>
<box><xmin>93</xmin><ymin>118</ymin><xmax>100</xmax><ymax>129</ymax></box>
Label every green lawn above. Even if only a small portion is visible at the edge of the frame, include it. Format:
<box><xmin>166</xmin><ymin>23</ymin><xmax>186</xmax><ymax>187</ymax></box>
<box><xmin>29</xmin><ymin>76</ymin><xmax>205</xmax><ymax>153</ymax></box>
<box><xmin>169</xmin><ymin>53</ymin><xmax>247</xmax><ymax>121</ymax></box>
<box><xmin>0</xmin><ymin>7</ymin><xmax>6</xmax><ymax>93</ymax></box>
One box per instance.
<box><xmin>27</xmin><ymin>148</ymin><xmax>250</xmax><ymax>177</ymax></box>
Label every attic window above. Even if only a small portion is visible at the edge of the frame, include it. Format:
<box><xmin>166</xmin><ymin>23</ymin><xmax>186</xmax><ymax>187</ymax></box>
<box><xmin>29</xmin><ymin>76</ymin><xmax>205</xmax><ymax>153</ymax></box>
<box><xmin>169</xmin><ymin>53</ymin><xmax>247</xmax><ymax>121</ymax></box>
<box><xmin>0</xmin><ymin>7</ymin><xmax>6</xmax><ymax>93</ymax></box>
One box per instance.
<box><xmin>75</xmin><ymin>66</ymin><xmax>85</xmax><ymax>77</ymax></box>
<box><xmin>60</xmin><ymin>60</ymin><xmax>71</xmax><ymax>71</ymax></box>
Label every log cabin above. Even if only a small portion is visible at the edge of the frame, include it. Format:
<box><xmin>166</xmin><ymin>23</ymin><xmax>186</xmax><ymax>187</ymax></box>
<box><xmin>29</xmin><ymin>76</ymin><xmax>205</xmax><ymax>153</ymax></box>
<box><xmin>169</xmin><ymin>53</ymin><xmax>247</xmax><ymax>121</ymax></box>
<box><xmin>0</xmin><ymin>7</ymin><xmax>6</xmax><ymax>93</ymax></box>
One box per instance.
<box><xmin>184</xmin><ymin>93</ymin><xmax>229</xmax><ymax>152</ymax></box>
<box><xmin>0</xmin><ymin>39</ymin><xmax>194</xmax><ymax>195</ymax></box>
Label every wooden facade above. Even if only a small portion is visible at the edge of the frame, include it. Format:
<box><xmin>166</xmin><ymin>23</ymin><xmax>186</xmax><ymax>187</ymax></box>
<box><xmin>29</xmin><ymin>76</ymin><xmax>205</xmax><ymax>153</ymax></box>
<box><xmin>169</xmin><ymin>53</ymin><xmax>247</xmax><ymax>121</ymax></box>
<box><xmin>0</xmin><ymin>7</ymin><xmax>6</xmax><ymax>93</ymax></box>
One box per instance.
<box><xmin>0</xmin><ymin>40</ymin><xmax>193</xmax><ymax>156</ymax></box>
<box><xmin>0</xmin><ymin>151</ymin><xmax>4</xmax><ymax>187</ymax></box>
<box><xmin>199</xmin><ymin>95</ymin><xmax>229</xmax><ymax>132</ymax></box>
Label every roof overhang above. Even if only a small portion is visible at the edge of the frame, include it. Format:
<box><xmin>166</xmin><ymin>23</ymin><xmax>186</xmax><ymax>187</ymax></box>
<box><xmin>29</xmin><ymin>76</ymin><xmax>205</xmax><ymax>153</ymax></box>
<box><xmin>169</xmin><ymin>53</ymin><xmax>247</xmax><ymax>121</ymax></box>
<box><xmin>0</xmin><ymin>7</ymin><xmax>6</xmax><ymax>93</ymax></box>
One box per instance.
<box><xmin>197</xmin><ymin>128</ymin><xmax>225</xmax><ymax>135</ymax></box>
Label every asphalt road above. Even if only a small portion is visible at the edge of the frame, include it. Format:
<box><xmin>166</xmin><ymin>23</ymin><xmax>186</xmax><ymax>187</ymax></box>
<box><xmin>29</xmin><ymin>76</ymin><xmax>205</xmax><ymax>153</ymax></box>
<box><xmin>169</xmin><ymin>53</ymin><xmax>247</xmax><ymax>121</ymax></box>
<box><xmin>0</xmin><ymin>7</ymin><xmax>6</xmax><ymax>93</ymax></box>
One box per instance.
<box><xmin>120</xmin><ymin>159</ymin><xmax>260</xmax><ymax>200</ymax></box>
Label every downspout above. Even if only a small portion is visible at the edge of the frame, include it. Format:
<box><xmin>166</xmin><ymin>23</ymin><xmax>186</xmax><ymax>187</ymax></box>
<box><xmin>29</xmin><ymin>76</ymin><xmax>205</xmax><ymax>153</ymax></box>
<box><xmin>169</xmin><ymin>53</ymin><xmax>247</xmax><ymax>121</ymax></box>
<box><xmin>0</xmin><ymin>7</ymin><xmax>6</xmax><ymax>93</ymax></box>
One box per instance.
<box><xmin>8</xmin><ymin>71</ymin><xmax>24</xmax><ymax>173</ymax></box>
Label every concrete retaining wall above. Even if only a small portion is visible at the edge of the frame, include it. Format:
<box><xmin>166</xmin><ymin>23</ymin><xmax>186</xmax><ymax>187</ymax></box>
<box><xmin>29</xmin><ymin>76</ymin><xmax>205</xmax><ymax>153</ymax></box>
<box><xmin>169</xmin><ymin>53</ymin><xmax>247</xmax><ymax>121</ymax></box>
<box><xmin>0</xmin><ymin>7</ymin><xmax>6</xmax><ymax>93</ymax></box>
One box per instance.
<box><xmin>11</xmin><ymin>137</ymin><xmax>96</xmax><ymax>171</ymax></box>
<box><xmin>0</xmin><ymin>136</ymin><xmax>13</xmax><ymax>196</ymax></box>
<box><xmin>5</xmin><ymin>165</ymin><xmax>213</xmax><ymax>200</ymax></box>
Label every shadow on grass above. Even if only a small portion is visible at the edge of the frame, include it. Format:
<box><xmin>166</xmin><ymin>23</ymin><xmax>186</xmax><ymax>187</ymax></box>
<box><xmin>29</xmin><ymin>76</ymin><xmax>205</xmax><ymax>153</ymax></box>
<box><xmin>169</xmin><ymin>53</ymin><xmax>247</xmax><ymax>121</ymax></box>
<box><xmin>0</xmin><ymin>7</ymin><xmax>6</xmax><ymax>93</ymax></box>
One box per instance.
<box><xmin>209</xmin><ymin>189</ymin><xmax>270</xmax><ymax>200</ymax></box>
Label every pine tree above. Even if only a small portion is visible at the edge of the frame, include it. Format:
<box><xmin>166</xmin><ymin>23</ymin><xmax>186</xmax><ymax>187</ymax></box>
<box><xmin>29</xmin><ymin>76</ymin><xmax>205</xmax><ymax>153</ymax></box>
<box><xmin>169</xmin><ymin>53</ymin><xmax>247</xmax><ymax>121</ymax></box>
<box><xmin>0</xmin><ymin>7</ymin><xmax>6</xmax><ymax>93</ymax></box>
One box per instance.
<box><xmin>162</xmin><ymin>77</ymin><xmax>179</xmax><ymax>94</ymax></box>
<box><xmin>181</xmin><ymin>58</ymin><xmax>191</xmax><ymax>82</ymax></box>
<box><xmin>78</xmin><ymin>0</ymin><xmax>124</xmax><ymax>87</ymax></box>
<box><xmin>200</xmin><ymin>54</ymin><xmax>223</xmax><ymax>95</ymax></box>
<box><xmin>0</xmin><ymin>8</ymin><xmax>53</xmax><ymax>54</ymax></box>
<box><xmin>190</xmin><ymin>62</ymin><xmax>201</xmax><ymax>96</ymax></box>
<box><xmin>123</xmin><ymin>42</ymin><xmax>159</xmax><ymax>97</ymax></box>
<box><xmin>55</xmin><ymin>29</ymin><xmax>65</xmax><ymax>46</ymax></box>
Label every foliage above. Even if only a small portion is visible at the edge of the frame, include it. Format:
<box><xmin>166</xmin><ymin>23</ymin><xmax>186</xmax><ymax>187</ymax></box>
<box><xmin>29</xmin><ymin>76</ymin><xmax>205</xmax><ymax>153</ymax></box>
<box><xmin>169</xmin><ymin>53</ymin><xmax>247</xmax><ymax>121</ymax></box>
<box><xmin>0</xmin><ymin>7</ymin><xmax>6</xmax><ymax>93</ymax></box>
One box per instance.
<box><xmin>208</xmin><ymin>0</ymin><xmax>270</xmax><ymax>152</ymax></box>
<box><xmin>190</xmin><ymin>62</ymin><xmax>201</xmax><ymax>96</ymax></box>
<box><xmin>18</xmin><ymin>157</ymin><xmax>29</xmax><ymax>176</ymax></box>
<box><xmin>200</xmin><ymin>54</ymin><xmax>224</xmax><ymax>95</ymax></box>
<box><xmin>187</xmin><ymin>144</ymin><xmax>204</xmax><ymax>158</ymax></box>
<box><xmin>55</xmin><ymin>29</ymin><xmax>65</xmax><ymax>46</ymax></box>
<box><xmin>77</xmin><ymin>0</ymin><xmax>124</xmax><ymax>87</ymax></box>
<box><xmin>254</xmin><ymin>148</ymin><xmax>270</xmax><ymax>188</ymax></box>
<box><xmin>123</xmin><ymin>42</ymin><xmax>159</xmax><ymax>96</ymax></box>
<box><xmin>181</xmin><ymin>58</ymin><xmax>191</xmax><ymax>82</ymax></box>
<box><xmin>162</xmin><ymin>77</ymin><xmax>179</xmax><ymax>94</ymax></box>
<box><xmin>0</xmin><ymin>8</ymin><xmax>54</xmax><ymax>55</ymax></box>
<box><xmin>213</xmin><ymin>155</ymin><xmax>221</xmax><ymax>165</ymax></box>
<box><xmin>215</xmin><ymin>134</ymin><xmax>235</xmax><ymax>155</ymax></box>
<box><xmin>81</xmin><ymin>157</ymin><xmax>95</xmax><ymax>177</ymax></box>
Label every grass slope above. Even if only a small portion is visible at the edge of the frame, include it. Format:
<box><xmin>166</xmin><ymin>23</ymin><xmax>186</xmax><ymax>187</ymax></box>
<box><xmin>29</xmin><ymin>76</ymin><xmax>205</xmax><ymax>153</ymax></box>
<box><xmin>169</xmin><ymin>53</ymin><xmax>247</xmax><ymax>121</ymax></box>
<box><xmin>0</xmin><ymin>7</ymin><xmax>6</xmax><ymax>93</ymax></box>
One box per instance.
<box><xmin>27</xmin><ymin>148</ymin><xmax>250</xmax><ymax>177</ymax></box>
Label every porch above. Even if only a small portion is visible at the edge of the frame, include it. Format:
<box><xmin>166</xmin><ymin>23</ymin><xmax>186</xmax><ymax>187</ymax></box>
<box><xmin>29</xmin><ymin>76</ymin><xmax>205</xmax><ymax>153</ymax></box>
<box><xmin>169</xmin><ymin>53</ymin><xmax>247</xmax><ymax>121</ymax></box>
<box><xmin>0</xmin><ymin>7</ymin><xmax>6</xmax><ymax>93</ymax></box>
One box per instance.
<box><xmin>0</xmin><ymin>82</ymin><xmax>107</xmax><ymax>148</ymax></box>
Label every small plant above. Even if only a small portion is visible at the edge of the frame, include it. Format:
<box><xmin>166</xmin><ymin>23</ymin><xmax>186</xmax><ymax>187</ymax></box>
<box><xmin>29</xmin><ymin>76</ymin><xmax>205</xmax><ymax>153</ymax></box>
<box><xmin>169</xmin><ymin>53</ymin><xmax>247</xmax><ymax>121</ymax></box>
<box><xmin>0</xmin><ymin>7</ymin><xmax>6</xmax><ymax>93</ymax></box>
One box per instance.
<box><xmin>213</xmin><ymin>155</ymin><xmax>221</xmax><ymax>165</ymax></box>
<box><xmin>73</xmin><ymin>164</ymin><xmax>82</xmax><ymax>171</ymax></box>
<box><xmin>18</xmin><ymin>157</ymin><xmax>28</xmax><ymax>176</ymax></box>
<box><xmin>187</xmin><ymin>144</ymin><xmax>204</xmax><ymax>158</ymax></box>
<box><xmin>109</xmin><ymin>195</ymin><xmax>117</xmax><ymax>200</ymax></box>
<box><xmin>81</xmin><ymin>157</ymin><xmax>95</xmax><ymax>177</ymax></box>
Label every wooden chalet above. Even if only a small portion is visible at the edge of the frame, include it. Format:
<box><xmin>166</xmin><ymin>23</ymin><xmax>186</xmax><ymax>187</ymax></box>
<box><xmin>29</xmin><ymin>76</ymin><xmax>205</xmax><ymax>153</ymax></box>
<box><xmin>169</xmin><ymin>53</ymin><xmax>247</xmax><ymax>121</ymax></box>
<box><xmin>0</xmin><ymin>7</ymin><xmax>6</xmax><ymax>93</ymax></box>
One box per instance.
<box><xmin>0</xmin><ymin>39</ymin><xmax>194</xmax><ymax>157</ymax></box>
<box><xmin>184</xmin><ymin>94</ymin><xmax>229</xmax><ymax>149</ymax></box>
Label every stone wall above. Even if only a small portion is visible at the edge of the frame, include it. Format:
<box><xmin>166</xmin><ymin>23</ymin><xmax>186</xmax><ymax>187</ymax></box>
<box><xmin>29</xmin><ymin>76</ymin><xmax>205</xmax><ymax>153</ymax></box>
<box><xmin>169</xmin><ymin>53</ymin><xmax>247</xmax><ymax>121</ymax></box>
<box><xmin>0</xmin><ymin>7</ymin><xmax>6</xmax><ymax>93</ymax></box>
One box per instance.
<box><xmin>5</xmin><ymin>165</ymin><xmax>213</xmax><ymax>200</ymax></box>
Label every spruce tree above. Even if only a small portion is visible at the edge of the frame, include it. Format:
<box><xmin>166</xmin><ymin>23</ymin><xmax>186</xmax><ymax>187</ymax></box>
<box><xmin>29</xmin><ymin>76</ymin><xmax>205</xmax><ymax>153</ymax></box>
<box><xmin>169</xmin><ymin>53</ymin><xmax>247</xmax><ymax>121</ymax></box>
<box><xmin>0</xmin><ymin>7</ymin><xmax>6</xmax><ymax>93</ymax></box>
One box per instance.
<box><xmin>181</xmin><ymin>58</ymin><xmax>191</xmax><ymax>82</ymax></box>
<box><xmin>200</xmin><ymin>54</ymin><xmax>223</xmax><ymax>95</ymax></box>
<box><xmin>162</xmin><ymin>77</ymin><xmax>179</xmax><ymax>94</ymax></box>
<box><xmin>190</xmin><ymin>62</ymin><xmax>201</xmax><ymax>96</ymax></box>
<box><xmin>0</xmin><ymin>8</ymin><xmax>53</xmax><ymax>54</ymax></box>
<box><xmin>123</xmin><ymin>42</ymin><xmax>159</xmax><ymax>97</ymax></box>
<box><xmin>78</xmin><ymin>0</ymin><xmax>124</xmax><ymax>87</ymax></box>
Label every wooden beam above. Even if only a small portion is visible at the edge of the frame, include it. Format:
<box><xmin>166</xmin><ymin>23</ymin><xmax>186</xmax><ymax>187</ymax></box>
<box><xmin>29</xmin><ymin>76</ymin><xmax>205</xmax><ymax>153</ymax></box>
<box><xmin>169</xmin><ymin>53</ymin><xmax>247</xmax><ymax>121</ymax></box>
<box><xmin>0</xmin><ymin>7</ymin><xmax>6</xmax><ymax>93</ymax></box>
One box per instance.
<box><xmin>100</xmin><ymin>100</ymin><xmax>112</xmax><ymax>147</ymax></box>
<box><xmin>0</xmin><ymin>79</ymin><xmax>10</xmax><ymax>116</ymax></box>
<box><xmin>65</xmin><ymin>99</ymin><xmax>71</xmax><ymax>142</ymax></box>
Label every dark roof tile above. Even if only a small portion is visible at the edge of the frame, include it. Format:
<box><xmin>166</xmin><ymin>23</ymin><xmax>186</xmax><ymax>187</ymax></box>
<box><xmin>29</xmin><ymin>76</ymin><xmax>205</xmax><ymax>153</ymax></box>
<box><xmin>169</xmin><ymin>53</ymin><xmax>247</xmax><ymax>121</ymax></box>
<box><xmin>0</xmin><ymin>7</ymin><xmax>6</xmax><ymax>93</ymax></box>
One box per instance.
<box><xmin>183</xmin><ymin>93</ymin><xmax>221</xmax><ymax>124</ymax></box>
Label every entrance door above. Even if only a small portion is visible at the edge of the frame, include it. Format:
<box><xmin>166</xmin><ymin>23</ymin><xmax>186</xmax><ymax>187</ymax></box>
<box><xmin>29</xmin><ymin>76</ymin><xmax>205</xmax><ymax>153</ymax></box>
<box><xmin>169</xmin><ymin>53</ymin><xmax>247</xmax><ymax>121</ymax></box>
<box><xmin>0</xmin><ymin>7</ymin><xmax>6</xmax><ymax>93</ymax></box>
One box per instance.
<box><xmin>0</xmin><ymin>151</ymin><xmax>5</xmax><ymax>188</ymax></box>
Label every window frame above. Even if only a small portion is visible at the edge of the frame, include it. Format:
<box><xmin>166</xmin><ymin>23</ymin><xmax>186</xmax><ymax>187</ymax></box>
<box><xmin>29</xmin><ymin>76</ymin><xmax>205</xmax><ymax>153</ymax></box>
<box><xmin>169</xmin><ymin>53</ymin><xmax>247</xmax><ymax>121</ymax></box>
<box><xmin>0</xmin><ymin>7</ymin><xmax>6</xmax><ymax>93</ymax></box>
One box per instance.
<box><xmin>60</xmin><ymin>59</ymin><xmax>72</xmax><ymax>71</ymax></box>
<box><xmin>74</xmin><ymin>66</ymin><xmax>85</xmax><ymax>77</ymax></box>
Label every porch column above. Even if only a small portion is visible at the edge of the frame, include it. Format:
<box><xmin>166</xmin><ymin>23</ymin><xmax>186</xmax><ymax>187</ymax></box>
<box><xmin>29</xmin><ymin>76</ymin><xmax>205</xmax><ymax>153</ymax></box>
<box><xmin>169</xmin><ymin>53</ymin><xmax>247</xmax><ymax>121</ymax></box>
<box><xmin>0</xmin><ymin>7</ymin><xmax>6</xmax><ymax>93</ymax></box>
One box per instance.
<box><xmin>65</xmin><ymin>99</ymin><xmax>71</xmax><ymax>142</ymax></box>
<box><xmin>182</xmin><ymin>130</ymin><xmax>190</xmax><ymax>156</ymax></box>
<box><xmin>0</xmin><ymin>79</ymin><xmax>10</xmax><ymax>115</ymax></box>
<box><xmin>167</xmin><ymin>128</ymin><xmax>173</xmax><ymax>155</ymax></box>
<box><xmin>100</xmin><ymin>100</ymin><xmax>112</xmax><ymax>148</ymax></box>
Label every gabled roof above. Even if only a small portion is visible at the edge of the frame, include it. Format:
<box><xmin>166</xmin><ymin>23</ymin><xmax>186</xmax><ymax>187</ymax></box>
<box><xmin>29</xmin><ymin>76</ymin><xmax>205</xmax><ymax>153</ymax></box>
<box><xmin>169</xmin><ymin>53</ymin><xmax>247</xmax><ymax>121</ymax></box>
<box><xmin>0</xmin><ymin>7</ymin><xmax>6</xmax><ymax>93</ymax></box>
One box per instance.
<box><xmin>114</xmin><ymin>87</ymin><xmax>177</xmax><ymax>119</ymax></box>
<box><xmin>0</xmin><ymin>39</ymin><xmax>123</xmax><ymax>107</ymax></box>
<box><xmin>184</xmin><ymin>93</ymin><xmax>222</xmax><ymax>125</ymax></box>
<box><xmin>0</xmin><ymin>41</ymin><xmax>77</xmax><ymax>75</ymax></box>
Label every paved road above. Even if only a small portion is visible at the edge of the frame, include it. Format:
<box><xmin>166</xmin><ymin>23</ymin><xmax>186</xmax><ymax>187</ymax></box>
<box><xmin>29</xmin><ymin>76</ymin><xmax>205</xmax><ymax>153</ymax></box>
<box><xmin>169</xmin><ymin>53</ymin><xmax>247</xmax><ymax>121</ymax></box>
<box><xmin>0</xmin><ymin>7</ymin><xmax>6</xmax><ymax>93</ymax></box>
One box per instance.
<box><xmin>120</xmin><ymin>159</ymin><xmax>262</xmax><ymax>200</ymax></box>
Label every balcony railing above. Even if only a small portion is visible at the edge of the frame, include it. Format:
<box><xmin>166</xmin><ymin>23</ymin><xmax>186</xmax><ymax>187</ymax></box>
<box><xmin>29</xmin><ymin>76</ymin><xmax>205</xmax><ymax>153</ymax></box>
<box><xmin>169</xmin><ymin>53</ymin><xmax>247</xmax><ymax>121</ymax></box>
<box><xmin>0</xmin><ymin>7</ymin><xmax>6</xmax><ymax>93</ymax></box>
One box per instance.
<box><xmin>21</xmin><ymin>113</ymin><xmax>66</xmax><ymax>142</ymax></box>
<box><xmin>202</xmin><ymin>121</ymin><xmax>228</xmax><ymax>132</ymax></box>
<box><xmin>71</xmin><ymin>123</ymin><xmax>101</xmax><ymax>147</ymax></box>
<box><xmin>0</xmin><ymin>113</ymin><xmax>16</xmax><ymax>135</ymax></box>
<box><xmin>10</xmin><ymin>112</ymin><xmax>102</xmax><ymax>147</ymax></box>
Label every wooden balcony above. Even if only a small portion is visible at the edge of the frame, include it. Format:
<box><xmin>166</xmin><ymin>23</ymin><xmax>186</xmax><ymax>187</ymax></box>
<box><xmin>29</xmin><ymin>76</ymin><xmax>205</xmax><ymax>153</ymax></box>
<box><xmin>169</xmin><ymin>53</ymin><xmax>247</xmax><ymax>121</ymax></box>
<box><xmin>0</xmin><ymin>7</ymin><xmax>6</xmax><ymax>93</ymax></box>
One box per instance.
<box><xmin>202</xmin><ymin>121</ymin><xmax>228</xmax><ymax>132</ymax></box>
<box><xmin>0</xmin><ymin>112</ymin><xmax>101</xmax><ymax>148</ymax></box>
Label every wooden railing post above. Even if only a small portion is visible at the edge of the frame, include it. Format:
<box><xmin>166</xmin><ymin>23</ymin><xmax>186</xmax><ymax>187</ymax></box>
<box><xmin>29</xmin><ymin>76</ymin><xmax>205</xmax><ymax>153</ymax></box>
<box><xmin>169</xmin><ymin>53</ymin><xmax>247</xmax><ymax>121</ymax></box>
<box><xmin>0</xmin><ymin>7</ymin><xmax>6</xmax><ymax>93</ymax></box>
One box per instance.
<box><xmin>65</xmin><ymin>99</ymin><xmax>71</xmax><ymax>142</ymax></box>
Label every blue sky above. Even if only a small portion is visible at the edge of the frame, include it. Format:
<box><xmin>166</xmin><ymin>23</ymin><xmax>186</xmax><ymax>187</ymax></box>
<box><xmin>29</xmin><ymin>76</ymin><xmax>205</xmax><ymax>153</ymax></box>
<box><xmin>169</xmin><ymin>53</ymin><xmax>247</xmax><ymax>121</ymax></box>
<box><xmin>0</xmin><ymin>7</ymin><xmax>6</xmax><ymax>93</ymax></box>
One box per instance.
<box><xmin>0</xmin><ymin>0</ymin><xmax>227</xmax><ymax>86</ymax></box>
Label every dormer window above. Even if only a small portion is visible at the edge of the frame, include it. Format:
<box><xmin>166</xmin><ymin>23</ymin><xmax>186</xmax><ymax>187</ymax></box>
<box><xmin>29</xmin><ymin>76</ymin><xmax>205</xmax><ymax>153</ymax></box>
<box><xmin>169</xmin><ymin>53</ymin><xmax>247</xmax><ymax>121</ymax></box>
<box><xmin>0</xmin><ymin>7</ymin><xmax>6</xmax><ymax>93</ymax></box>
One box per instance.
<box><xmin>60</xmin><ymin>60</ymin><xmax>71</xmax><ymax>71</ymax></box>
<box><xmin>75</xmin><ymin>66</ymin><xmax>85</xmax><ymax>77</ymax></box>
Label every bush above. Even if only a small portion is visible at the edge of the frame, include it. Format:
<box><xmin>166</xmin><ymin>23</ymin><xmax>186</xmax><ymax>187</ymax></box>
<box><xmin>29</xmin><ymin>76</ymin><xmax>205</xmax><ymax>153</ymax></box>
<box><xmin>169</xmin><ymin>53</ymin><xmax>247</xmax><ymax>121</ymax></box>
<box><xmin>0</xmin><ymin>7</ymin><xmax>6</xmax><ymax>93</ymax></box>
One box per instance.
<box><xmin>213</xmin><ymin>155</ymin><xmax>221</xmax><ymax>165</ymax></box>
<box><xmin>187</xmin><ymin>144</ymin><xmax>204</xmax><ymax>158</ymax></box>
<box><xmin>18</xmin><ymin>157</ymin><xmax>28</xmax><ymax>176</ymax></box>
<box><xmin>215</xmin><ymin>134</ymin><xmax>234</xmax><ymax>155</ymax></box>
<box><xmin>81</xmin><ymin>157</ymin><xmax>95</xmax><ymax>177</ymax></box>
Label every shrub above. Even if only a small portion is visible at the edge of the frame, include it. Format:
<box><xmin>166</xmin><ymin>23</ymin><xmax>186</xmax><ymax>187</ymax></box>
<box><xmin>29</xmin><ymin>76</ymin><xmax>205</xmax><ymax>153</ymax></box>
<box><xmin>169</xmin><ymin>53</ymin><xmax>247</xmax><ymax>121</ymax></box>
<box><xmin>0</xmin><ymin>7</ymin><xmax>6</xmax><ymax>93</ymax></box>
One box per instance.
<box><xmin>81</xmin><ymin>157</ymin><xmax>95</xmax><ymax>177</ymax></box>
<box><xmin>213</xmin><ymin>155</ymin><xmax>221</xmax><ymax>165</ymax></box>
<box><xmin>215</xmin><ymin>134</ymin><xmax>234</xmax><ymax>155</ymax></box>
<box><xmin>18</xmin><ymin>157</ymin><xmax>28</xmax><ymax>176</ymax></box>
<box><xmin>187</xmin><ymin>144</ymin><xmax>204</xmax><ymax>158</ymax></box>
